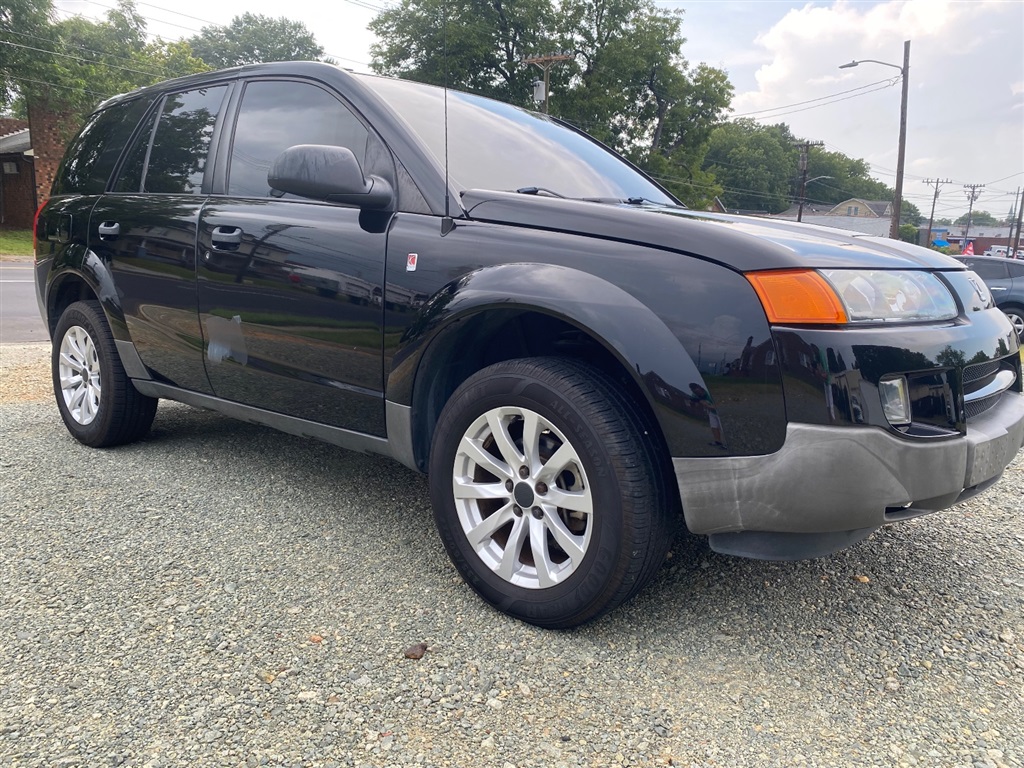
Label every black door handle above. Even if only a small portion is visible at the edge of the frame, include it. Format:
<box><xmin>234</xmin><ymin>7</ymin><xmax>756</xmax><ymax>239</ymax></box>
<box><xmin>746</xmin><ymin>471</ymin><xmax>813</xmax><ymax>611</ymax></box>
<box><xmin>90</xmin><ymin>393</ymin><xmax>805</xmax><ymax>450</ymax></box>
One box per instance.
<box><xmin>211</xmin><ymin>226</ymin><xmax>243</xmax><ymax>250</ymax></box>
<box><xmin>97</xmin><ymin>221</ymin><xmax>120</xmax><ymax>239</ymax></box>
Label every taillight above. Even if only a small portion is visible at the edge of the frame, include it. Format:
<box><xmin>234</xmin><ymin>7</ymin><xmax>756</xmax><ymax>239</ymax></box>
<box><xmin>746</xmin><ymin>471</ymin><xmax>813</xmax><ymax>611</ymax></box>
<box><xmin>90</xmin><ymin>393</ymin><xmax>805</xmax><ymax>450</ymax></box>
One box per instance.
<box><xmin>32</xmin><ymin>199</ymin><xmax>47</xmax><ymax>257</ymax></box>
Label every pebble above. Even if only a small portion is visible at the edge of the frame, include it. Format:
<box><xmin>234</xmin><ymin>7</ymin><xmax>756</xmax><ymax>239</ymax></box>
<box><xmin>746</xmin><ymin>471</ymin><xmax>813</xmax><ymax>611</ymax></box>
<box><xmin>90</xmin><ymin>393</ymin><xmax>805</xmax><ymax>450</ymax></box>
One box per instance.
<box><xmin>1</xmin><ymin>342</ymin><xmax>1022</xmax><ymax>767</ymax></box>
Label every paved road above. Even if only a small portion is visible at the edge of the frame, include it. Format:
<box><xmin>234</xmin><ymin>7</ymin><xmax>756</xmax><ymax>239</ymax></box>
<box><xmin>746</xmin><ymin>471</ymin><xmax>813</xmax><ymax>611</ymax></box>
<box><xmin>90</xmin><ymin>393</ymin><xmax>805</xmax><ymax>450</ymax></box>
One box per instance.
<box><xmin>0</xmin><ymin>260</ymin><xmax>47</xmax><ymax>344</ymax></box>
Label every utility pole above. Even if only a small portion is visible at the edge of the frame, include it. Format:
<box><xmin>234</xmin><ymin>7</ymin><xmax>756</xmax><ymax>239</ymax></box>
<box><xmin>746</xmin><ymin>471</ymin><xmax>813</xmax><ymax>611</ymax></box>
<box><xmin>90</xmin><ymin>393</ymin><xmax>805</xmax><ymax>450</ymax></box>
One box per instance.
<box><xmin>891</xmin><ymin>40</ymin><xmax>911</xmax><ymax>240</ymax></box>
<box><xmin>793</xmin><ymin>140</ymin><xmax>824</xmax><ymax>222</ymax></box>
<box><xmin>922</xmin><ymin>178</ymin><xmax>952</xmax><ymax>248</ymax></box>
<box><xmin>1011</xmin><ymin>186</ymin><xmax>1023</xmax><ymax>258</ymax></box>
<box><xmin>522</xmin><ymin>52</ymin><xmax>574</xmax><ymax>114</ymax></box>
<box><xmin>838</xmin><ymin>40</ymin><xmax>911</xmax><ymax>239</ymax></box>
<box><xmin>962</xmin><ymin>183</ymin><xmax>985</xmax><ymax>252</ymax></box>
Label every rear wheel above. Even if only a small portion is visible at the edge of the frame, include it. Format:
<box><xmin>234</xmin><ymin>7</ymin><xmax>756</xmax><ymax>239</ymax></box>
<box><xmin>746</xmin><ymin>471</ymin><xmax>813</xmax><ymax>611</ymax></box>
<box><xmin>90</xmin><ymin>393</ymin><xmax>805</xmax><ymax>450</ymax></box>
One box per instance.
<box><xmin>52</xmin><ymin>300</ymin><xmax>157</xmax><ymax>447</ymax></box>
<box><xmin>429</xmin><ymin>357</ymin><xmax>678</xmax><ymax>628</ymax></box>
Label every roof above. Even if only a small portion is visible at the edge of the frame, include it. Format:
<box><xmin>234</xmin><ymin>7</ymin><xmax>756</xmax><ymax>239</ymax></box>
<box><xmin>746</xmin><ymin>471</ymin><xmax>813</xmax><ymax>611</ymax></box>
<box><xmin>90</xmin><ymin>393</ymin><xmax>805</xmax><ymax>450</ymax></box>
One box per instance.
<box><xmin>825</xmin><ymin>198</ymin><xmax>892</xmax><ymax>217</ymax></box>
<box><xmin>0</xmin><ymin>127</ymin><xmax>30</xmax><ymax>154</ymax></box>
<box><xmin>766</xmin><ymin>213</ymin><xmax>892</xmax><ymax>237</ymax></box>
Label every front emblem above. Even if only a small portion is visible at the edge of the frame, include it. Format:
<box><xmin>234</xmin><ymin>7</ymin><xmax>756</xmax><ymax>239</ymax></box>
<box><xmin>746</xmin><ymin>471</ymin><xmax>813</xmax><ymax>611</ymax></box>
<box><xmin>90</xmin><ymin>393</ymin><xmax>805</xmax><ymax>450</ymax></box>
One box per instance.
<box><xmin>966</xmin><ymin>274</ymin><xmax>989</xmax><ymax>305</ymax></box>
<box><xmin>406</xmin><ymin>253</ymin><xmax>418</xmax><ymax>272</ymax></box>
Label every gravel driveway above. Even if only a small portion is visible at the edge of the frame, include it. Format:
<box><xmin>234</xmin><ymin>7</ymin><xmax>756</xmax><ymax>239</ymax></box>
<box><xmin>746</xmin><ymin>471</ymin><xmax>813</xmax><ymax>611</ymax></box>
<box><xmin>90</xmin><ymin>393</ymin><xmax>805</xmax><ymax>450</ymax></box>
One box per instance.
<box><xmin>1</xmin><ymin>342</ymin><xmax>1022</xmax><ymax>768</ymax></box>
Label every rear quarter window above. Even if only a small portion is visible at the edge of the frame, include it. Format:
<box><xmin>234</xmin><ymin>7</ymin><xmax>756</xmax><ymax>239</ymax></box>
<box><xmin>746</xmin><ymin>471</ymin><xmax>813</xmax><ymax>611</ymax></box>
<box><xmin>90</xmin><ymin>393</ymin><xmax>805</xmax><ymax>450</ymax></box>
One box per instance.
<box><xmin>50</xmin><ymin>97</ymin><xmax>154</xmax><ymax>196</ymax></box>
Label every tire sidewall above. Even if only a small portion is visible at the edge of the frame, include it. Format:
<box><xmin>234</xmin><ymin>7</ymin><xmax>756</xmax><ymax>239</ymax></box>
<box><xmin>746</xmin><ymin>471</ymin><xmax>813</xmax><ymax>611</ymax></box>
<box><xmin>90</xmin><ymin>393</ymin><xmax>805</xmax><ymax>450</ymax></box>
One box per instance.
<box><xmin>430</xmin><ymin>366</ymin><xmax>631</xmax><ymax>626</ymax></box>
<box><xmin>52</xmin><ymin>302</ymin><xmax>118</xmax><ymax>446</ymax></box>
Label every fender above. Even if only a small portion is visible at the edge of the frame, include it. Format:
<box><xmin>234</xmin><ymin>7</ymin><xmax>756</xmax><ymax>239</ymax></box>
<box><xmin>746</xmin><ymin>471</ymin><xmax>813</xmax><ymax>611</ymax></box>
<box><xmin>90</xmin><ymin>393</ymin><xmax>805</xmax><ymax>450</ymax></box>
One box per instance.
<box><xmin>45</xmin><ymin>248</ymin><xmax>151</xmax><ymax>381</ymax></box>
<box><xmin>387</xmin><ymin>262</ymin><xmax>718</xmax><ymax>458</ymax></box>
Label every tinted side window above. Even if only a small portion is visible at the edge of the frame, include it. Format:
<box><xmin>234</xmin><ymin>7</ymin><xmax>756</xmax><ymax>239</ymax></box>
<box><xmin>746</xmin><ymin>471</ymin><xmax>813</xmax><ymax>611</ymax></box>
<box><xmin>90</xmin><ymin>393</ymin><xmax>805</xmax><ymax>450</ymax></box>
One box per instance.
<box><xmin>970</xmin><ymin>261</ymin><xmax>1009</xmax><ymax>280</ymax></box>
<box><xmin>144</xmin><ymin>86</ymin><xmax>227</xmax><ymax>194</ymax></box>
<box><xmin>51</xmin><ymin>97</ymin><xmax>153</xmax><ymax>196</ymax></box>
<box><xmin>227</xmin><ymin>80</ymin><xmax>369</xmax><ymax>198</ymax></box>
<box><xmin>112</xmin><ymin>107</ymin><xmax>159</xmax><ymax>194</ymax></box>
<box><xmin>1008</xmin><ymin>262</ymin><xmax>1024</xmax><ymax>279</ymax></box>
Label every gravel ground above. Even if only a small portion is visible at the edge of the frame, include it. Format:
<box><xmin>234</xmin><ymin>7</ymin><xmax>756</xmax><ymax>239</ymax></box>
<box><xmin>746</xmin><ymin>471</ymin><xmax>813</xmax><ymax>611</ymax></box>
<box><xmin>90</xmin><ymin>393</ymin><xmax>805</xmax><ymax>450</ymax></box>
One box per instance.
<box><xmin>1</xmin><ymin>342</ymin><xmax>1022</xmax><ymax>768</ymax></box>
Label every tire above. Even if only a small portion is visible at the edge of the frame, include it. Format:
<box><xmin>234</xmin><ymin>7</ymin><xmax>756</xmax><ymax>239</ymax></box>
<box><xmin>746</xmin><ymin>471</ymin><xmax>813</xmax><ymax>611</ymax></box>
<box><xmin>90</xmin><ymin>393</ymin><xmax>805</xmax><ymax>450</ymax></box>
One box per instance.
<box><xmin>428</xmin><ymin>357</ymin><xmax>679</xmax><ymax>628</ymax></box>
<box><xmin>999</xmin><ymin>304</ymin><xmax>1024</xmax><ymax>340</ymax></box>
<box><xmin>52</xmin><ymin>300</ymin><xmax>158</xmax><ymax>447</ymax></box>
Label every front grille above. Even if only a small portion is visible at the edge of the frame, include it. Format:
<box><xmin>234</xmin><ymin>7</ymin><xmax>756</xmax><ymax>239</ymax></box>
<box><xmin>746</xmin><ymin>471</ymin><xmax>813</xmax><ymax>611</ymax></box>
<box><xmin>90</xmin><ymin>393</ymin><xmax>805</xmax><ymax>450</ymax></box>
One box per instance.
<box><xmin>963</xmin><ymin>360</ymin><xmax>1000</xmax><ymax>385</ymax></box>
<box><xmin>965</xmin><ymin>395</ymin><xmax>1001</xmax><ymax>420</ymax></box>
<box><xmin>962</xmin><ymin>355</ymin><xmax>1020</xmax><ymax>422</ymax></box>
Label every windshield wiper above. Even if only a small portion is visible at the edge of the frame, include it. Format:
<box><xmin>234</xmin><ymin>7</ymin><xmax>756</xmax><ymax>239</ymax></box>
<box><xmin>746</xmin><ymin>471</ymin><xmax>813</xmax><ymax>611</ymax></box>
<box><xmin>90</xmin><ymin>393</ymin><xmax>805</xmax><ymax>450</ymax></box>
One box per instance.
<box><xmin>515</xmin><ymin>186</ymin><xmax>566</xmax><ymax>198</ymax></box>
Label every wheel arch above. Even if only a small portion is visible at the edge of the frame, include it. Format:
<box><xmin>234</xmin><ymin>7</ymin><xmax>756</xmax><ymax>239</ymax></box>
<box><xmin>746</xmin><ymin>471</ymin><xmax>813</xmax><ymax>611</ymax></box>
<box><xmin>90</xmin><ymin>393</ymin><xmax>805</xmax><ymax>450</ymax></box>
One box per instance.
<box><xmin>386</xmin><ymin>263</ymin><xmax>705</xmax><ymax>472</ymax></box>
<box><xmin>45</xmin><ymin>249</ymin><xmax>128</xmax><ymax>341</ymax></box>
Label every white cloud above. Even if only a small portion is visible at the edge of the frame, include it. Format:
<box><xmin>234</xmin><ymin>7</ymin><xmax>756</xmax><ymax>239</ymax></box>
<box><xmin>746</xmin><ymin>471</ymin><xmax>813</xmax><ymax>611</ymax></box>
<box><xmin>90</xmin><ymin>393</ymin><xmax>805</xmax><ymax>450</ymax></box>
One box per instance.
<box><xmin>723</xmin><ymin>0</ymin><xmax>1024</xmax><ymax>219</ymax></box>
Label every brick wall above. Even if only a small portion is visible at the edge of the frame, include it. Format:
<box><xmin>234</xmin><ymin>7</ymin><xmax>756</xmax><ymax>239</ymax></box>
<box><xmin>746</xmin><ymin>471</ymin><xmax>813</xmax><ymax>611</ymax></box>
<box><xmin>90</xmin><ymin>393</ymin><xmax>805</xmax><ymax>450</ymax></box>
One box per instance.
<box><xmin>27</xmin><ymin>98</ymin><xmax>81</xmax><ymax>204</ymax></box>
<box><xmin>0</xmin><ymin>153</ymin><xmax>37</xmax><ymax>229</ymax></box>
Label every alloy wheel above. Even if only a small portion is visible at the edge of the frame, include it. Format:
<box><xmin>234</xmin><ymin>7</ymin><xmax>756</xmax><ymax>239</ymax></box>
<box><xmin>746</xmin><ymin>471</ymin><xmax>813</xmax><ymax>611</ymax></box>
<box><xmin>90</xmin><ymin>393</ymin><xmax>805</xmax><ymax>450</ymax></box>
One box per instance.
<box><xmin>452</xmin><ymin>406</ymin><xmax>593</xmax><ymax>589</ymax></box>
<box><xmin>58</xmin><ymin>325</ymin><xmax>102</xmax><ymax>425</ymax></box>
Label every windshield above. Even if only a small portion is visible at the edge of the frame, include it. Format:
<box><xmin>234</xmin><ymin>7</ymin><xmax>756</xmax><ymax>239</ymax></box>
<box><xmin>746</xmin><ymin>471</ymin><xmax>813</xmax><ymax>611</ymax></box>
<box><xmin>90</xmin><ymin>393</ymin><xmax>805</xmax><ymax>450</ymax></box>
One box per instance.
<box><xmin>359</xmin><ymin>75</ymin><xmax>675</xmax><ymax>205</ymax></box>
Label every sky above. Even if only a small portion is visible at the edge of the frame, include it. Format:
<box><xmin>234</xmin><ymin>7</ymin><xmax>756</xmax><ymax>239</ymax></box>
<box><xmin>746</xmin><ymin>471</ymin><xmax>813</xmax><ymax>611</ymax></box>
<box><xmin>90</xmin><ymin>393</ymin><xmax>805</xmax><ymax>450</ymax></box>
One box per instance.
<box><xmin>52</xmin><ymin>0</ymin><xmax>1024</xmax><ymax>223</ymax></box>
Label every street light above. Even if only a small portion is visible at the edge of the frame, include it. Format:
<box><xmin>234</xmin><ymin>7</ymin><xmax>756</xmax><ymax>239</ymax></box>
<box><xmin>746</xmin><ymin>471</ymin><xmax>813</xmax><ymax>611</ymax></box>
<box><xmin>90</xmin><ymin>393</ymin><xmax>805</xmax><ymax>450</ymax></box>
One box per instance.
<box><xmin>797</xmin><ymin>175</ymin><xmax>832</xmax><ymax>222</ymax></box>
<box><xmin>839</xmin><ymin>40</ymin><xmax>910</xmax><ymax>240</ymax></box>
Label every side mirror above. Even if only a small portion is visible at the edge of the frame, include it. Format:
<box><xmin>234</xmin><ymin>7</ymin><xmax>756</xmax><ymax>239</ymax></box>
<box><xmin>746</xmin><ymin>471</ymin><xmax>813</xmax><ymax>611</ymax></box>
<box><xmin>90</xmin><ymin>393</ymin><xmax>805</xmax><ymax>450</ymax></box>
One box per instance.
<box><xmin>268</xmin><ymin>144</ymin><xmax>394</xmax><ymax>210</ymax></box>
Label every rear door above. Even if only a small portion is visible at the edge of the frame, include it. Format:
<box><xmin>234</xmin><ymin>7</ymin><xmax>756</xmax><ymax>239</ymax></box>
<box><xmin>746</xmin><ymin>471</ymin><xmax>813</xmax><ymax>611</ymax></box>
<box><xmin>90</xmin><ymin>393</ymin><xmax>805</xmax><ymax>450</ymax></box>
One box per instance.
<box><xmin>92</xmin><ymin>84</ymin><xmax>232</xmax><ymax>393</ymax></box>
<box><xmin>196</xmin><ymin>78</ymin><xmax>394</xmax><ymax>435</ymax></box>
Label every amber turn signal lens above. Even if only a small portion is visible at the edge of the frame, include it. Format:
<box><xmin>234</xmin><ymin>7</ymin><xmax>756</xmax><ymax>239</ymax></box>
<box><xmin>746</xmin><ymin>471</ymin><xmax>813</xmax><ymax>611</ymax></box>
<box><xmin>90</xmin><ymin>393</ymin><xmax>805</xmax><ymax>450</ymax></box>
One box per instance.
<box><xmin>746</xmin><ymin>270</ymin><xmax>848</xmax><ymax>325</ymax></box>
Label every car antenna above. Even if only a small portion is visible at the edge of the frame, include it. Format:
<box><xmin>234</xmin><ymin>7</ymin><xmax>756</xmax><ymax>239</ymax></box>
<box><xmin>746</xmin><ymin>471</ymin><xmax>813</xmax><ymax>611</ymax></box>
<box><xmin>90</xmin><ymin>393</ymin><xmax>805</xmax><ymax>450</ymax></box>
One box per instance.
<box><xmin>441</xmin><ymin>8</ymin><xmax>455</xmax><ymax>236</ymax></box>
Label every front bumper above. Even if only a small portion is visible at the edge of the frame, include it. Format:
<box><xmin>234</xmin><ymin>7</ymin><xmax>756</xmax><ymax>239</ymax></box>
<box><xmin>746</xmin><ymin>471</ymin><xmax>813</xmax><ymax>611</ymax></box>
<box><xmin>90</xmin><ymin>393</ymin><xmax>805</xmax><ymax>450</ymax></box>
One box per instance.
<box><xmin>673</xmin><ymin>390</ymin><xmax>1024</xmax><ymax>558</ymax></box>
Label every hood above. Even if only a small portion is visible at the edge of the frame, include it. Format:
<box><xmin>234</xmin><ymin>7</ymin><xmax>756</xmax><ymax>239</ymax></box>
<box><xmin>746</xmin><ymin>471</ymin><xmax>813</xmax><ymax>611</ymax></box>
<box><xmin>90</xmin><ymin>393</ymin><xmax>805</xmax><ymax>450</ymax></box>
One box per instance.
<box><xmin>461</xmin><ymin>189</ymin><xmax>963</xmax><ymax>272</ymax></box>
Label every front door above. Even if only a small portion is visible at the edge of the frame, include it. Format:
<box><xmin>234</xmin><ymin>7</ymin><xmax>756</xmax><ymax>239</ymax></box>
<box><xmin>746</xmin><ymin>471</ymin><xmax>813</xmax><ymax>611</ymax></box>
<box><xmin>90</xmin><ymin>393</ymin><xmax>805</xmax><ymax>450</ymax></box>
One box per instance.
<box><xmin>196</xmin><ymin>78</ymin><xmax>392</xmax><ymax>435</ymax></box>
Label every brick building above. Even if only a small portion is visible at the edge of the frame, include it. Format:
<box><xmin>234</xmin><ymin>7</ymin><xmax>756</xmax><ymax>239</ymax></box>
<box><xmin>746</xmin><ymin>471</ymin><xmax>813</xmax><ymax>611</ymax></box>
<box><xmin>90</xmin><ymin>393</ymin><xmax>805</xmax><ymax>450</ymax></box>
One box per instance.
<box><xmin>0</xmin><ymin>118</ymin><xmax>36</xmax><ymax>230</ymax></box>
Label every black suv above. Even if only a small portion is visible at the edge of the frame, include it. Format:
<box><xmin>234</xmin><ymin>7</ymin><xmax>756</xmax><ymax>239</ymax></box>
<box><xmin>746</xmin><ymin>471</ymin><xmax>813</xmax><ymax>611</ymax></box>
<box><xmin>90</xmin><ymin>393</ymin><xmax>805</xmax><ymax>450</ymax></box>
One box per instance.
<box><xmin>35</xmin><ymin>62</ymin><xmax>1024</xmax><ymax>627</ymax></box>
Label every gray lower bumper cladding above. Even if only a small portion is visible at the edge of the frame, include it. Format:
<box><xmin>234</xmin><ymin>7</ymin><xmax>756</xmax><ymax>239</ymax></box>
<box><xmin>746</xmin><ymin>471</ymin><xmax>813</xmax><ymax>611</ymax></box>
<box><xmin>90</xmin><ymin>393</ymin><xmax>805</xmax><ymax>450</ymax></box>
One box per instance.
<box><xmin>673</xmin><ymin>392</ymin><xmax>1024</xmax><ymax>559</ymax></box>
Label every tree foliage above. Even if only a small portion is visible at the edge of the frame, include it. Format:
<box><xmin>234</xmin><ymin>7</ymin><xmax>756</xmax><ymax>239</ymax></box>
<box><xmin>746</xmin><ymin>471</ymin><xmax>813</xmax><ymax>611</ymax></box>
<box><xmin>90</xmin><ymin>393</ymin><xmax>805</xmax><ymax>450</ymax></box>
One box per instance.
<box><xmin>955</xmin><ymin>210</ymin><xmax>998</xmax><ymax>226</ymax></box>
<box><xmin>2</xmin><ymin>0</ymin><xmax>206</xmax><ymax>124</ymax></box>
<box><xmin>370</xmin><ymin>0</ymin><xmax>733</xmax><ymax>207</ymax></box>
<box><xmin>703</xmin><ymin>120</ymin><xmax>796</xmax><ymax>212</ymax></box>
<box><xmin>187</xmin><ymin>13</ymin><xmax>330</xmax><ymax>70</ymax></box>
<box><xmin>702</xmin><ymin>119</ymin><xmax>921</xmax><ymax>221</ymax></box>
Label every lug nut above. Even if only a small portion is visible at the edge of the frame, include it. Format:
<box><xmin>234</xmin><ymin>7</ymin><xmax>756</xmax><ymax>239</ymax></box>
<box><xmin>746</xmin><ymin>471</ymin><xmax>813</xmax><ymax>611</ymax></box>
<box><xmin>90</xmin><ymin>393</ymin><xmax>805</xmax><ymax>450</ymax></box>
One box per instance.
<box><xmin>513</xmin><ymin>505</ymin><xmax>523</xmax><ymax>516</ymax></box>
<box><xmin>535</xmin><ymin>482</ymin><xmax>547</xmax><ymax>495</ymax></box>
<box><xmin>531</xmin><ymin>507</ymin><xmax>543</xmax><ymax>519</ymax></box>
<box><xmin>519</xmin><ymin>466</ymin><xmax>530</xmax><ymax>478</ymax></box>
<box><xmin>505</xmin><ymin>480</ymin><xmax>514</xmax><ymax>492</ymax></box>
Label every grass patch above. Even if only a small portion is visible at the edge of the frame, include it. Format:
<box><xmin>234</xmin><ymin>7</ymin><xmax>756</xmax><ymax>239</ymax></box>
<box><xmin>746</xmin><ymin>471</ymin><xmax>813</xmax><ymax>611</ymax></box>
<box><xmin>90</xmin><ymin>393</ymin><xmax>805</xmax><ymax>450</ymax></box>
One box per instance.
<box><xmin>0</xmin><ymin>229</ymin><xmax>33</xmax><ymax>258</ymax></box>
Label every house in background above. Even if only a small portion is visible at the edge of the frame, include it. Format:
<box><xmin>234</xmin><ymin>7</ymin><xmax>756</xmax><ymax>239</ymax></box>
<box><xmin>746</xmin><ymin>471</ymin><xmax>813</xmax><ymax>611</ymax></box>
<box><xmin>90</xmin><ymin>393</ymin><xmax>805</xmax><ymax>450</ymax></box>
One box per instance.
<box><xmin>0</xmin><ymin>118</ymin><xmax>36</xmax><ymax>230</ymax></box>
<box><xmin>767</xmin><ymin>197</ymin><xmax>893</xmax><ymax>237</ymax></box>
<box><xmin>825</xmin><ymin>198</ymin><xmax>892</xmax><ymax>218</ymax></box>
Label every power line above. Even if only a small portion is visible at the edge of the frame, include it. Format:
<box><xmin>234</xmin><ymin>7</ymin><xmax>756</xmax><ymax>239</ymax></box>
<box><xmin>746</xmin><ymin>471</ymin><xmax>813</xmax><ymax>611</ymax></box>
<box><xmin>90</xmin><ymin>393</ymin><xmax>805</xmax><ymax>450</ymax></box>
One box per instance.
<box><xmin>731</xmin><ymin>78</ymin><xmax>893</xmax><ymax>117</ymax></box>
<box><xmin>744</xmin><ymin>80</ymin><xmax>898</xmax><ymax>121</ymax></box>
<box><xmin>0</xmin><ymin>39</ymin><xmax>165</xmax><ymax>79</ymax></box>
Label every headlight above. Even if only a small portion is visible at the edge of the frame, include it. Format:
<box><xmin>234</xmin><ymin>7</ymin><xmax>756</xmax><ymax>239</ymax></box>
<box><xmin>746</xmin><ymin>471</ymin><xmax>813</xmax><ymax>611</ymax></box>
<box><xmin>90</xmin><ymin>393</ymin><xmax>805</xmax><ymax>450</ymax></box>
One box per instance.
<box><xmin>819</xmin><ymin>269</ymin><xmax>958</xmax><ymax>323</ymax></box>
<box><xmin>746</xmin><ymin>269</ymin><xmax>959</xmax><ymax>325</ymax></box>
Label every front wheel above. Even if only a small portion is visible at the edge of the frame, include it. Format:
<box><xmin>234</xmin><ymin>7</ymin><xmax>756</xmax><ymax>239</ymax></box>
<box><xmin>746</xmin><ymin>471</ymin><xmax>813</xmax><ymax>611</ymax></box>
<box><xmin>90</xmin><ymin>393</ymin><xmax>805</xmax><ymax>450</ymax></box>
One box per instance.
<box><xmin>429</xmin><ymin>357</ymin><xmax>679</xmax><ymax>628</ymax></box>
<box><xmin>52</xmin><ymin>300</ymin><xmax>158</xmax><ymax>447</ymax></box>
<box><xmin>1000</xmin><ymin>305</ymin><xmax>1024</xmax><ymax>339</ymax></box>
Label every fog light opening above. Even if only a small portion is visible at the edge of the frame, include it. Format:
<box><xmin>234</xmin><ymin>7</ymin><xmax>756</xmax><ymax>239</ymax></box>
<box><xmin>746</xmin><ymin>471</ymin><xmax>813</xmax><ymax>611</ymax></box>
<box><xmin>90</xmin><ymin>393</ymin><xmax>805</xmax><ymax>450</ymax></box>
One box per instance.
<box><xmin>879</xmin><ymin>376</ymin><xmax>912</xmax><ymax>426</ymax></box>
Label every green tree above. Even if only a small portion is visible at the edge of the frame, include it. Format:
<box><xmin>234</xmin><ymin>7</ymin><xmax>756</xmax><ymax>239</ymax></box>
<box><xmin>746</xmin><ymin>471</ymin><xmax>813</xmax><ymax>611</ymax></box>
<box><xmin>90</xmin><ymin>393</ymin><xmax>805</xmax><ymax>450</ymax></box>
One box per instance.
<box><xmin>369</xmin><ymin>0</ymin><xmax>732</xmax><ymax>208</ymax></box>
<box><xmin>955</xmin><ymin>210</ymin><xmax>998</xmax><ymax>226</ymax></box>
<box><xmin>553</xmin><ymin>1</ymin><xmax>732</xmax><ymax>206</ymax></box>
<box><xmin>2</xmin><ymin>0</ymin><xmax>206</xmax><ymax>121</ymax></box>
<box><xmin>898</xmin><ymin>223</ymin><xmax>918</xmax><ymax>243</ymax></box>
<box><xmin>187</xmin><ymin>13</ymin><xmax>330</xmax><ymax>70</ymax></box>
<box><xmin>703</xmin><ymin>120</ymin><xmax>796</xmax><ymax>213</ymax></box>
<box><xmin>370</xmin><ymin>0</ymin><xmax>553</xmax><ymax>104</ymax></box>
